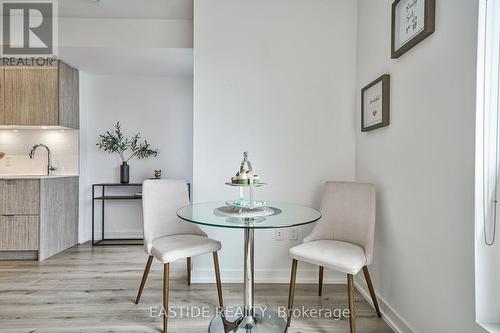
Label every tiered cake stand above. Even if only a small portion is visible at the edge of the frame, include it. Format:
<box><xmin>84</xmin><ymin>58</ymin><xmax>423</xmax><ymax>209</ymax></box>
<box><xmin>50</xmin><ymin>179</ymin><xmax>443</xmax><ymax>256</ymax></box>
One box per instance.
<box><xmin>225</xmin><ymin>181</ymin><xmax>267</xmax><ymax>211</ymax></box>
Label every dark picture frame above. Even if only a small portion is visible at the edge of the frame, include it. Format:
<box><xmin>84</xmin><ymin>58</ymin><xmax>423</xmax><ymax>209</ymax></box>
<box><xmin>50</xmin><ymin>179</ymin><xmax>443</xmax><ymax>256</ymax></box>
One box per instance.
<box><xmin>391</xmin><ymin>0</ymin><xmax>436</xmax><ymax>59</ymax></box>
<box><xmin>361</xmin><ymin>74</ymin><xmax>390</xmax><ymax>132</ymax></box>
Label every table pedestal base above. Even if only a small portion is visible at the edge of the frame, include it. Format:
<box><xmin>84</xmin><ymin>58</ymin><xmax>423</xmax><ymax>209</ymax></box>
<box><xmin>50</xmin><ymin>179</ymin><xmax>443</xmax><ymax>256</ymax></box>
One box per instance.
<box><xmin>209</xmin><ymin>306</ymin><xmax>287</xmax><ymax>333</ymax></box>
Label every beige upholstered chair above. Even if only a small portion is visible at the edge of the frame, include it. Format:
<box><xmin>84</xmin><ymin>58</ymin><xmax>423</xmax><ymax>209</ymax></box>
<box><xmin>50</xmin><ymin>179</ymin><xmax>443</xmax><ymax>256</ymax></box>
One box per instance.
<box><xmin>287</xmin><ymin>181</ymin><xmax>381</xmax><ymax>333</ymax></box>
<box><xmin>135</xmin><ymin>179</ymin><xmax>224</xmax><ymax>333</ymax></box>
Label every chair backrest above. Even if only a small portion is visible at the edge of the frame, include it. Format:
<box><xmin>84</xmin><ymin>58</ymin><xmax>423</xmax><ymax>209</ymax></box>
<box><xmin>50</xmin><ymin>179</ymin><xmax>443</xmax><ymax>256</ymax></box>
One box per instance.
<box><xmin>142</xmin><ymin>179</ymin><xmax>206</xmax><ymax>254</ymax></box>
<box><xmin>304</xmin><ymin>181</ymin><xmax>376</xmax><ymax>264</ymax></box>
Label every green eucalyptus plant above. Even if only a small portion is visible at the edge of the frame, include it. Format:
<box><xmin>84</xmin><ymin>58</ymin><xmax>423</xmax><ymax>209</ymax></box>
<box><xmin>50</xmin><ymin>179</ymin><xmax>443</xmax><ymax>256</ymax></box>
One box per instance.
<box><xmin>96</xmin><ymin>122</ymin><xmax>159</xmax><ymax>163</ymax></box>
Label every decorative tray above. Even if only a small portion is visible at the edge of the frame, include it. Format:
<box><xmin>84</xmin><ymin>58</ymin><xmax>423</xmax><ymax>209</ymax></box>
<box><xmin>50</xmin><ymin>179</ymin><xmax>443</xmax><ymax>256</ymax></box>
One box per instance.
<box><xmin>225</xmin><ymin>199</ymin><xmax>268</xmax><ymax>208</ymax></box>
<box><xmin>215</xmin><ymin>205</ymin><xmax>278</xmax><ymax>218</ymax></box>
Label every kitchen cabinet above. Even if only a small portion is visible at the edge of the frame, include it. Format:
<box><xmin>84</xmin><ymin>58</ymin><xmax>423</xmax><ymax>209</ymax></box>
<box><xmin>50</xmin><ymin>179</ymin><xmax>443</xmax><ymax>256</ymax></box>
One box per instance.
<box><xmin>0</xmin><ymin>216</ymin><xmax>39</xmax><ymax>251</ymax></box>
<box><xmin>58</xmin><ymin>61</ymin><xmax>79</xmax><ymax>128</ymax></box>
<box><xmin>2</xmin><ymin>61</ymin><xmax>79</xmax><ymax>129</ymax></box>
<box><xmin>4</xmin><ymin>67</ymin><xmax>58</xmax><ymax>126</ymax></box>
<box><xmin>0</xmin><ymin>176</ymin><xmax>79</xmax><ymax>260</ymax></box>
<box><xmin>0</xmin><ymin>178</ymin><xmax>40</xmax><ymax>214</ymax></box>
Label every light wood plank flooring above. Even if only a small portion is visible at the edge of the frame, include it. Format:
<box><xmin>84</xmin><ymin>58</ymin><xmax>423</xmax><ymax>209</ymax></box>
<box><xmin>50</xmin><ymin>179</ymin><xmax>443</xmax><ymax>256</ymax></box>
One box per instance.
<box><xmin>0</xmin><ymin>244</ymin><xmax>393</xmax><ymax>333</ymax></box>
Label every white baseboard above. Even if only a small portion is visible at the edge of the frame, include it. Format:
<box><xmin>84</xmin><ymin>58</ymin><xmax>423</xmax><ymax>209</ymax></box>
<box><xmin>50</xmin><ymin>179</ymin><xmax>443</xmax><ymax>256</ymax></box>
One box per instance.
<box><xmin>354</xmin><ymin>275</ymin><xmax>415</xmax><ymax>333</ymax></box>
<box><xmin>78</xmin><ymin>232</ymin><xmax>91</xmax><ymax>244</ymax></box>
<box><xmin>192</xmin><ymin>268</ymin><xmax>346</xmax><ymax>284</ymax></box>
<box><xmin>101</xmin><ymin>230</ymin><xmax>143</xmax><ymax>238</ymax></box>
<box><xmin>479</xmin><ymin>323</ymin><xmax>500</xmax><ymax>333</ymax></box>
<box><xmin>78</xmin><ymin>230</ymin><xmax>142</xmax><ymax>244</ymax></box>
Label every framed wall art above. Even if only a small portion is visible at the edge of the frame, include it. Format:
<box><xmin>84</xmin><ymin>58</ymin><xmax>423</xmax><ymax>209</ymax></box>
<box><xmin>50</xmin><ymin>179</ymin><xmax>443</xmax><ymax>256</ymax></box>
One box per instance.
<box><xmin>361</xmin><ymin>74</ymin><xmax>390</xmax><ymax>132</ymax></box>
<box><xmin>391</xmin><ymin>0</ymin><xmax>436</xmax><ymax>59</ymax></box>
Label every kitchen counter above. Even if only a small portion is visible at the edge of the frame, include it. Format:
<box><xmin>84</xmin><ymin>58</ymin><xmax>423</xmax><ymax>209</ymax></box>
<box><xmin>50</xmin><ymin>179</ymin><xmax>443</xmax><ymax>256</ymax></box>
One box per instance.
<box><xmin>0</xmin><ymin>175</ymin><xmax>78</xmax><ymax>179</ymax></box>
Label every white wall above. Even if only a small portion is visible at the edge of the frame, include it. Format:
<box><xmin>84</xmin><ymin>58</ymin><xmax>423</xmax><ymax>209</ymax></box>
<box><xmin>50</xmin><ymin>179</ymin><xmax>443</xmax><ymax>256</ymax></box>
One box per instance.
<box><xmin>79</xmin><ymin>74</ymin><xmax>193</xmax><ymax>242</ymax></box>
<box><xmin>193</xmin><ymin>0</ymin><xmax>357</xmax><ymax>283</ymax></box>
<box><xmin>355</xmin><ymin>1</ymin><xmax>483</xmax><ymax>332</ymax></box>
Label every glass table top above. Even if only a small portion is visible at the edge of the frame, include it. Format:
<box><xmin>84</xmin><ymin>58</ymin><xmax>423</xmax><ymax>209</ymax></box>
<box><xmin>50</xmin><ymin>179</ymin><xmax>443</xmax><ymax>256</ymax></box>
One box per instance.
<box><xmin>177</xmin><ymin>201</ymin><xmax>321</xmax><ymax>229</ymax></box>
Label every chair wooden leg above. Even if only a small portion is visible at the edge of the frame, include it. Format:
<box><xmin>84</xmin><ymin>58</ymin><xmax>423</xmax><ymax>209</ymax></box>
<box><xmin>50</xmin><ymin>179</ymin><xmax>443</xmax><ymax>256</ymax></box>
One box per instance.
<box><xmin>287</xmin><ymin>259</ymin><xmax>298</xmax><ymax>327</ymax></box>
<box><xmin>213</xmin><ymin>252</ymin><xmax>224</xmax><ymax>308</ymax></box>
<box><xmin>163</xmin><ymin>263</ymin><xmax>170</xmax><ymax>333</ymax></box>
<box><xmin>135</xmin><ymin>255</ymin><xmax>153</xmax><ymax>304</ymax></box>
<box><xmin>363</xmin><ymin>266</ymin><xmax>381</xmax><ymax>317</ymax></box>
<box><xmin>187</xmin><ymin>257</ymin><xmax>192</xmax><ymax>286</ymax></box>
<box><xmin>318</xmin><ymin>266</ymin><xmax>324</xmax><ymax>296</ymax></box>
<box><xmin>347</xmin><ymin>274</ymin><xmax>356</xmax><ymax>333</ymax></box>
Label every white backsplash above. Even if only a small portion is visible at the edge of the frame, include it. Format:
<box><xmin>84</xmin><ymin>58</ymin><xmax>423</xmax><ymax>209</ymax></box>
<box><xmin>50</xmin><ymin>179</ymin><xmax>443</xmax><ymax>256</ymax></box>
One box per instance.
<box><xmin>0</xmin><ymin>129</ymin><xmax>79</xmax><ymax>176</ymax></box>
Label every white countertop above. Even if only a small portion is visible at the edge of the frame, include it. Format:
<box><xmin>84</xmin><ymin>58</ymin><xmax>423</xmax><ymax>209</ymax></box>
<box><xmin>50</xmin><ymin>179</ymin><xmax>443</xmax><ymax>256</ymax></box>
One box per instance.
<box><xmin>0</xmin><ymin>175</ymin><xmax>79</xmax><ymax>179</ymax></box>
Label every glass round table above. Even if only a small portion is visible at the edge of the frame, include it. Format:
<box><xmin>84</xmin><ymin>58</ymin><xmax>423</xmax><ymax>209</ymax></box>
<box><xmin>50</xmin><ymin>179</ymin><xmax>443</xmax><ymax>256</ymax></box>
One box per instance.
<box><xmin>177</xmin><ymin>201</ymin><xmax>321</xmax><ymax>333</ymax></box>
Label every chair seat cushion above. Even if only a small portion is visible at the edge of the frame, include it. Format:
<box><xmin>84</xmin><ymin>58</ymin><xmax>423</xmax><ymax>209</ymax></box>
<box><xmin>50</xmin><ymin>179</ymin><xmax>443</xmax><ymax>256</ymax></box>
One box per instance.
<box><xmin>289</xmin><ymin>240</ymin><xmax>366</xmax><ymax>275</ymax></box>
<box><xmin>151</xmin><ymin>234</ymin><xmax>222</xmax><ymax>263</ymax></box>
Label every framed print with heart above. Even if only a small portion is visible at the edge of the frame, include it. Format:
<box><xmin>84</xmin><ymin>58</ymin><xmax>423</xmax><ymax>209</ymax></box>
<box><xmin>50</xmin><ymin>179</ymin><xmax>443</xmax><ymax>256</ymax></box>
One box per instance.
<box><xmin>361</xmin><ymin>74</ymin><xmax>390</xmax><ymax>132</ymax></box>
<box><xmin>391</xmin><ymin>0</ymin><xmax>435</xmax><ymax>59</ymax></box>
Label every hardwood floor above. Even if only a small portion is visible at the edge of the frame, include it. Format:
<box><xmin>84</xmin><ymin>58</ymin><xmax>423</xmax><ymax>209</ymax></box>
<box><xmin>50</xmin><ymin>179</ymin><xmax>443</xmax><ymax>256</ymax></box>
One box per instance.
<box><xmin>0</xmin><ymin>244</ymin><xmax>393</xmax><ymax>333</ymax></box>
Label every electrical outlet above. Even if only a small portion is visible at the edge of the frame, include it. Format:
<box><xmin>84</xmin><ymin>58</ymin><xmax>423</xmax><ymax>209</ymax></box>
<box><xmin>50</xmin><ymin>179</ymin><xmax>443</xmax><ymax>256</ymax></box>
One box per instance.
<box><xmin>275</xmin><ymin>229</ymin><xmax>285</xmax><ymax>241</ymax></box>
<box><xmin>288</xmin><ymin>228</ymin><xmax>299</xmax><ymax>241</ymax></box>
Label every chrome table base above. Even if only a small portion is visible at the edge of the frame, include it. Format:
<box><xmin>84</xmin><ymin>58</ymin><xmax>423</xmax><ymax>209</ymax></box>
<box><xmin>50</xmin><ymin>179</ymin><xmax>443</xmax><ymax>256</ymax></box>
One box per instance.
<box><xmin>209</xmin><ymin>306</ymin><xmax>287</xmax><ymax>333</ymax></box>
<box><xmin>208</xmin><ymin>228</ymin><xmax>287</xmax><ymax>332</ymax></box>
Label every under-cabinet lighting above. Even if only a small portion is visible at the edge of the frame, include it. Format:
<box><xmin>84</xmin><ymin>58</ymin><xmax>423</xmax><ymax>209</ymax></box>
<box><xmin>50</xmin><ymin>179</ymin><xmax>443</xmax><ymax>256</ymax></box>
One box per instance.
<box><xmin>0</xmin><ymin>125</ymin><xmax>76</xmax><ymax>130</ymax></box>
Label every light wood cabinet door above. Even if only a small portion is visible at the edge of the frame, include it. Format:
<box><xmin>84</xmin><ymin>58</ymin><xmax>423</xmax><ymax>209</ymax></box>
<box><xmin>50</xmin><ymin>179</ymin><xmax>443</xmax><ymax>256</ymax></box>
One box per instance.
<box><xmin>39</xmin><ymin>177</ymin><xmax>78</xmax><ymax>260</ymax></box>
<box><xmin>0</xmin><ymin>179</ymin><xmax>40</xmax><ymax>215</ymax></box>
<box><xmin>0</xmin><ymin>215</ymin><xmax>39</xmax><ymax>251</ymax></box>
<box><xmin>4</xmin><ymin>67</ymin><xmax>58</xmax><ymax>126</ymax></box>
<box><xmin>0</xmin><ymin>68</ymin><xmax>4</xmax><ymax>125</ymax></box>
<box><xmin>58</xmin><ymin>61</ymin><xmax>79</xmax><ymax>129</ymax></box>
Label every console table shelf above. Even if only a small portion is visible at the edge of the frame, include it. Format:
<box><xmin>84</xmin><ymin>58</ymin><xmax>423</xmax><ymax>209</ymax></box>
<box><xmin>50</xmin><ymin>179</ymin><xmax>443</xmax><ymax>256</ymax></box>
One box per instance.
<box><xmin>94</xmin><ymin>196</ymin><xmax>142</xmax><ymax>200</ymax></box>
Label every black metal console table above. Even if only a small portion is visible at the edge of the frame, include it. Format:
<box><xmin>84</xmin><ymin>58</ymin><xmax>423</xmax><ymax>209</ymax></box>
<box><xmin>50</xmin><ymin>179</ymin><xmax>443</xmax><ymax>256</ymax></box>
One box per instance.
<box><xmin>92</xmin><ymin>183</ymin><xmax>143</xmax><ymax>246</ymax></box>
<box><xmin>91</xmin><ymin>182</ymin><xmax>191</xmax><ymax>246</ymax></box>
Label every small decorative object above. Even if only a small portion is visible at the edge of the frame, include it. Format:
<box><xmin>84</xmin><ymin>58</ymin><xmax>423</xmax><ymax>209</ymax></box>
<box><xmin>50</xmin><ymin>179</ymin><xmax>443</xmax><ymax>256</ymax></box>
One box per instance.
<box><xmin>0</xmin><ymin>152</ymin><xmax>5</xmax><ymax>160</ymax></box>
<box><xmin>96</xmin><ymin>122</ymin><xmax>159</xmax><ymax>184</ymax></box>
<box><xmin>154</xmin><ymin>170</ymin><xmax>162</xmax><ymax>179</ymax></box>
<box><xmin>361</xmin><ymin>74</ymin><xmax>390</xmax><ymax>132</ymax></box>
<box><xmin>391</xmin><ymin>0</ymin><xmax>435</xmax><ymax>59</ymax></box>
<box><xmin>230</xmin><ymin>152</ymin><xmax>261</xmax><ymax>185</ymax></box>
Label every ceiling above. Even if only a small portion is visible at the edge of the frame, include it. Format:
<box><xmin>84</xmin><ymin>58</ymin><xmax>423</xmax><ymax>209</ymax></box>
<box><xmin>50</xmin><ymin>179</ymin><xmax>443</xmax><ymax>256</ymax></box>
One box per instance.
<box><xmin>59</xmin><ymin>0</ymin><xmax>193</xmax><ymax>20</ymax></box>
<box><xmin>58</xmin><ymin>1</ymin><xmax>194</xmax><ymax>75</ymax></box>
<box><xmin>59</xmin><ymin>47</ymin><xmax>193</xmax><ymax>76</ymax></box>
